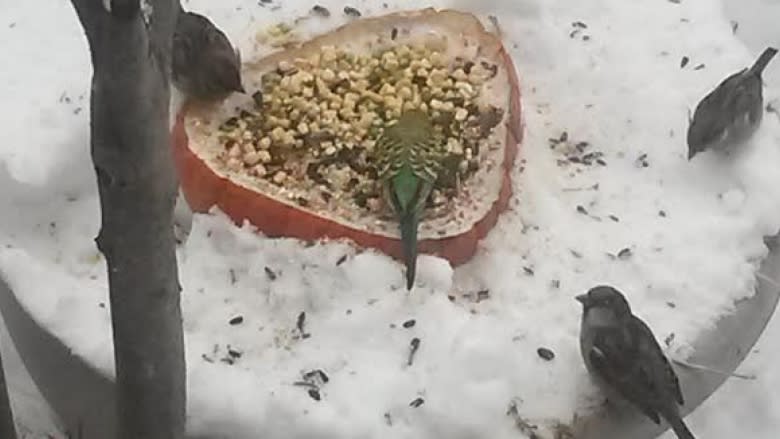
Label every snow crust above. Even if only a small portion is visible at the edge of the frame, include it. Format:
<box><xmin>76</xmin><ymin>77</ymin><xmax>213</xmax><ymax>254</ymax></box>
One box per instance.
<box><xmin>1</xmin><ymin>0</ymin><xmax>780</xmax><ymax>438</ymax></box>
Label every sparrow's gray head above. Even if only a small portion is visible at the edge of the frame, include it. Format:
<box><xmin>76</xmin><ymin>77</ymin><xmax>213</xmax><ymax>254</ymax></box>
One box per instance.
<box><xmin>686</xmin><ymin>114</ymin><xmax>718</xmax><ymax>160</ymax></box>
<box><xmin>172</xmin><ymin>10</ymin><xmax>245</xmax><ymax>100</ymax></box>
<box><xmin>208</xmin><ymin>48</ymin><xmax>244</xmax><ymax>94</ymax></box>
<box><xmin>576</xmin><ymin>285</ymin><xmax>632</xmax><ymax>317</ymax></box>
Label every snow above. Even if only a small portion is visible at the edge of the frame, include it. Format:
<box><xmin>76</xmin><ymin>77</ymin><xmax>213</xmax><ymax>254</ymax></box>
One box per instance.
<box><xmin>1</xmin><ymin>0</ymin><xmax>780</xmax><ymax>438</ymax></box>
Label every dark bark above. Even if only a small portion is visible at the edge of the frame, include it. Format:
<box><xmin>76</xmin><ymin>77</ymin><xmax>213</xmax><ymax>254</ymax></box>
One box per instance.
<box><xmin>68</xmin><ymin>1</ymin><xmax>185</xmax><ymax>438</ymax></box>
<box><xmin>0</xmin><ymin>348</ymin><xmax>17</xmax><ymax>439</ymax></box>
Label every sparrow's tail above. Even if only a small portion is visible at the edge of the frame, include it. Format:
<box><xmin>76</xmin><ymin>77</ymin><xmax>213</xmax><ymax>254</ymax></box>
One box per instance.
<box><xmin>749</xmin><ymin>47</ymin><xmax>778</xmax><ymax>76</ymax></box>
<box><xmin>666</xmin><ymin>413</ymin><xmax>696</xmax><ymax>439</ymax></box>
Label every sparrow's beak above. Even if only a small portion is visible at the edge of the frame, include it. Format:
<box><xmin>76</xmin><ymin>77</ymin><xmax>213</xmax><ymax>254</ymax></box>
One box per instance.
<box><xmin>575</xmin><ymin>294</ymin><xmax>588</xmax><ymax>305</ymax></box>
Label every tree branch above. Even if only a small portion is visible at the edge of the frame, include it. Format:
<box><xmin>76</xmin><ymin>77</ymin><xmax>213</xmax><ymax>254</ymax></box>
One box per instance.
<box><xmin>69</xmin><ymin>0</ymin><xmax>107</xmax><ymax>45</ymax></box>
<box><xmin>111</xmin><ymin>0</ymin><xmax>140</xmax><ymax>20</ymax></box>
<box><xmin>70</xmin><ymin>1</ymin><xmax>185</xmax><ymax>438</ymax></box>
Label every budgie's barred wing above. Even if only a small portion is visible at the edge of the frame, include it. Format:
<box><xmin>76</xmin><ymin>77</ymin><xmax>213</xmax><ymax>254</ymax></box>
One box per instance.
<box><xmin>374</xmin><ymin>117</ymin><xmax>445</xmax><ymax>183</ymax></box>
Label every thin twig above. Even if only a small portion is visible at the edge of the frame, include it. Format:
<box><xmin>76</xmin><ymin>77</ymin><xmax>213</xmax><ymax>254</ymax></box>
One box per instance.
<box><xmin>756</xmin><ymin>271</ymin><xmax>780</xmax><ymax>290</ymax></box>
<box><xmin>670</xmin><ymin>357</ymin><xmax>757</xmax><ymax>380</ymax></box>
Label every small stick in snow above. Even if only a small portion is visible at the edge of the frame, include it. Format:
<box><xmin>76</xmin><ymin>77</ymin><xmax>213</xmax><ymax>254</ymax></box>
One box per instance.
<box><xmin>409</xmin><ymin>397</ymin><xmax>424</xmax><ymax>408</ymax></box>
<box><xmin>671</xmin><ymin>357</ymin><xmax>757</xmax><ymax>380</ymax></box>
<box><xmin>408</xmin><ymin>337</ymin><xmax>421</xmax><ymax>366</ymax></box>
<box><xmin>562</xmin><ymin>183</ymin><xmax>599</xmax><ymax>192</ymax></box>
<box><xmin>296</xmin><ymin>311</ymin><xmax>310</xmax><ymax>339</ymax></box>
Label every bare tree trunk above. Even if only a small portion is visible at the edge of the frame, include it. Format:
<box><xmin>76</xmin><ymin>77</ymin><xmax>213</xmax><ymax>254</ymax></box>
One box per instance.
<box><xmin>68</xmin><ymin>1</ymin><xmax>185</xmax><ymax>438</ymax></box>
<box><xmin>0</xmin><ymin>348</ymin><xmax>17</xmax><ymax>439</ymax></box>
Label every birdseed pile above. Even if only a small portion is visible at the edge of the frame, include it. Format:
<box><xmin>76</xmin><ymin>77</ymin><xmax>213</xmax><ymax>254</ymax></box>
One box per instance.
<box><xmin>213</xmin><ymin>41</ymin><xmax>504</xmax><ymax>219</ymax></box>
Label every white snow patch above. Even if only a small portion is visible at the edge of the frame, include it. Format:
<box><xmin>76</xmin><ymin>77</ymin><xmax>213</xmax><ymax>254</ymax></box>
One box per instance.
<box><xmin>2</xmin><ymin>0</ymin><xmax>780</xmax><ymax>438</ymax></box>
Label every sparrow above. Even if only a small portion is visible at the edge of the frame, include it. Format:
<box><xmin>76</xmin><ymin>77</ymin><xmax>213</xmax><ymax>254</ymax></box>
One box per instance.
<box><xmin>576</xmin><ymin>285</ymin><xmax>695</xmax><ymax>439</ymax></box>
<box><xmin>687</xmin><ymin>47</ymin><xmax>778</xmax><ymax>160</ymax></box>
<box><xmin>172</xmin><ymin>6</ymin><xmax>245</xmax><ymax>101</ymax></box>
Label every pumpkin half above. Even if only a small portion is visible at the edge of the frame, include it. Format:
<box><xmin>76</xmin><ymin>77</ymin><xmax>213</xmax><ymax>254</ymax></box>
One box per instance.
<box><xmin>172</xmin><ymin>8</ymin><xmax>523</xmax><ymax>266</ymax></box>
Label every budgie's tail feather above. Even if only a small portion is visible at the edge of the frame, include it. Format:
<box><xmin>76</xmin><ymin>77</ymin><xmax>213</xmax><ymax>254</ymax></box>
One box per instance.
<box><xmin>750</xmin><ymin>47</ymin><xmax>778</xmax><ymax>76</ymax></box>
<box><xmin>399</xmin><ymin>212</ymin><xmax>419</xmax><ymax>291</ymax></box>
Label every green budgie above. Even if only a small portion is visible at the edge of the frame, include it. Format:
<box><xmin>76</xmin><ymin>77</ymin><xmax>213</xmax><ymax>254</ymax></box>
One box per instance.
<box><xmin>374</xmin><ymin>109</ymin><xmax>444</xmax><ymax>290</ymax></box>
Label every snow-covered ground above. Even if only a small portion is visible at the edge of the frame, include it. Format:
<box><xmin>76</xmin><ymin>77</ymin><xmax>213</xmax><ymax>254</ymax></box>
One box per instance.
<box><xmin>1</xmin><ymin>0</ymin><xmax>780</xmax><ymax>438</ymax></box>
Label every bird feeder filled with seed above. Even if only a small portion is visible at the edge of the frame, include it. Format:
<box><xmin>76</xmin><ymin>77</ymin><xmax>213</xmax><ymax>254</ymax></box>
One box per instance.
<box><xmin>172</xmin><ymin>9</ymin><xmax>523</xmax><ymax>279</ymax></box>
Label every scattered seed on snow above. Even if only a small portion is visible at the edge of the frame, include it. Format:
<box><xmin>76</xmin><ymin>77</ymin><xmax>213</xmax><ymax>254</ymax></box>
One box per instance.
<box><xmin>227</xmin><ymin>348</ymin><xmax>243</xmax><ymax>359</ymax></box>
<box><xmin>311</xmin><ymin>5</ymin><xmax>330</xmax><ymax>17</ymax></box>
<box><xmin>343</xmin><ymin>6</ymin><xmax>361</xmax><ymax>17</ymax></box>
<box><xmin>229</xmin><ymin>315</ymin><xmax>244</xmax><ymax>325</ymax></box>
<box><xmin>408</xmin><ymin>337</ymin><xmax>421</xmax><ymax>366</ymax></box>
<box><xmin>409</xmin><ymin>397</ymin><xmax>425</xmax><ymax>408</ymax></box>
<box><xmin>296</xmin><ymin>311</ymin><xmax>308</xmax><ymax>336</ymax></box>
<box><xmin>402</xmin><ymin>319</ymin><xmax>416</xmax><ymax>328</ymax></box>
<box><xmin>537</xmin><ymin>347</ymin><xmax>556</xmax><ymax>361</ymax></box>
<box><xmin>303</xmin><ymin>369</ymin><xmax>329</xmax><ymax>384</ymax></box>
<box><xmin>617</xmin><ymin>248</ymin><xmax>633</xmax><ymax>260</ymax></box>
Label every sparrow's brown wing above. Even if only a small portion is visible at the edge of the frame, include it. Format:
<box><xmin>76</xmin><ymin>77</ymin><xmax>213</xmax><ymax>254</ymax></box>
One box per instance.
<box><xmin>588</xmin><ymin>326</ymin><xmax>662</xmax><ymax>424</ymax></box>
<box><xmin>689</xmin><ymin>69</ymin><xmax>747</xmax><ymax>145</ymax></box>
<box><xmin>631</xmin><ymin>316</ymin><xmax>684</xmax><ymax>406</ymax></box>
